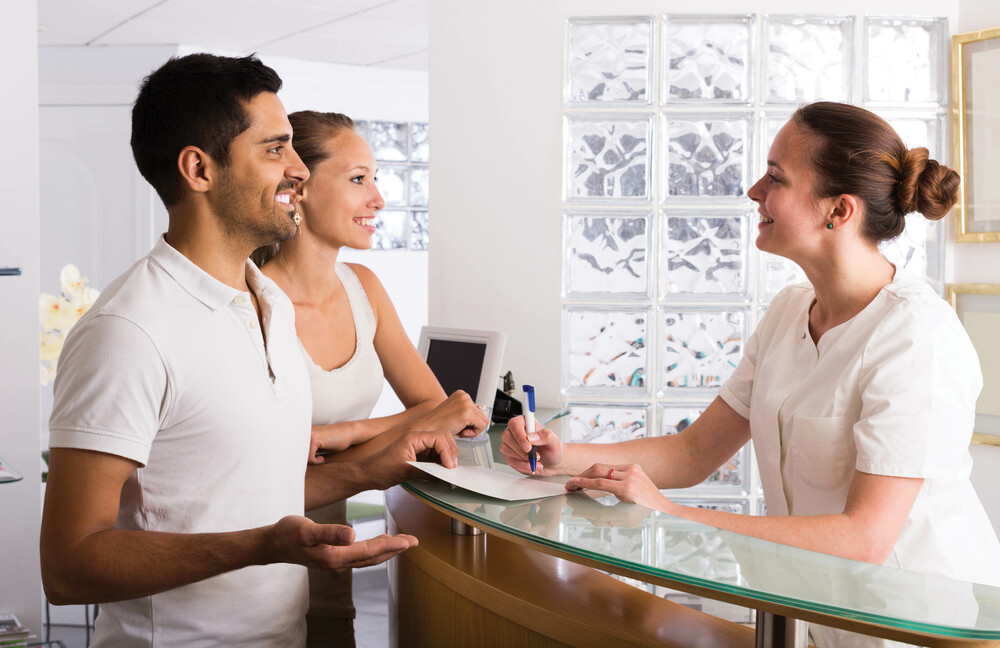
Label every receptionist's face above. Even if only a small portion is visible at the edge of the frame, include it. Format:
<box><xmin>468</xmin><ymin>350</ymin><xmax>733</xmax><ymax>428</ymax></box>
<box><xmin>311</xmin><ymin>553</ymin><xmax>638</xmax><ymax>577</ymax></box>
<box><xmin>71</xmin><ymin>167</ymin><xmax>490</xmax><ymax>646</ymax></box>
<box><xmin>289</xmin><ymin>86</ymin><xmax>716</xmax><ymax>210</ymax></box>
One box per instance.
<box><xmin>747</xmin><ymin>121</ymin><xmax>835</xmax><ymax>264</ymax></box>
<box><xmin>299</xmin><ymin>129</ymin><xmax>385</xmax><ymax>251</ymax></box>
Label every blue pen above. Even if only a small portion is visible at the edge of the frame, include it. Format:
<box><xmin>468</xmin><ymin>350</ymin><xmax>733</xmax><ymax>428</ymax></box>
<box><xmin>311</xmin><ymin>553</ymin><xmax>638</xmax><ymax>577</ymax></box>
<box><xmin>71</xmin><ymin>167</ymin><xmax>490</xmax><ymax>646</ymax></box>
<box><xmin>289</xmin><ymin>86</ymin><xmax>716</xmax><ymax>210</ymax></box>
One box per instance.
<box><xmin>523</xmin><ymin>385</ymin><xmax>537</xmax><ymax>474</ymax></box>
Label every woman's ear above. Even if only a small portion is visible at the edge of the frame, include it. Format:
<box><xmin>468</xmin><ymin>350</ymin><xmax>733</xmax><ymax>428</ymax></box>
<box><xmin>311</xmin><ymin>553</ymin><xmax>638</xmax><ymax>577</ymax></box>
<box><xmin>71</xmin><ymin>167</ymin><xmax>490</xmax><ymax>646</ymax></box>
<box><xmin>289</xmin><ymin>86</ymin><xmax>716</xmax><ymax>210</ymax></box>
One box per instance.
<box><xmin>828</xmin><ymin>194</ymin><xmax>862</xmax><ymax>231</ymax></box>
<box><xmin>176</xmin><ymin>146</ymin><xmax>216</xmax><ymax>194</ymax></box>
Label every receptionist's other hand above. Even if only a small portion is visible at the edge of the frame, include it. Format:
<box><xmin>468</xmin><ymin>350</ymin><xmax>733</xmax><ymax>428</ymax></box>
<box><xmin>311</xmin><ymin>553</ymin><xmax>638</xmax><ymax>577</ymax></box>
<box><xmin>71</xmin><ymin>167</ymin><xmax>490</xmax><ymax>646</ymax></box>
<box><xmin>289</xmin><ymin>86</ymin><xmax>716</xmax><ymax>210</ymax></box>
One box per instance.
<box><xmin>567</xmin><ymin>463</ymin><xmax>669</xmax><ymax>512</ymax></box>
<box><xmin>500</xmin><ymin>415</ymin><xmax>565</xmax><ymax>476</ymax></box>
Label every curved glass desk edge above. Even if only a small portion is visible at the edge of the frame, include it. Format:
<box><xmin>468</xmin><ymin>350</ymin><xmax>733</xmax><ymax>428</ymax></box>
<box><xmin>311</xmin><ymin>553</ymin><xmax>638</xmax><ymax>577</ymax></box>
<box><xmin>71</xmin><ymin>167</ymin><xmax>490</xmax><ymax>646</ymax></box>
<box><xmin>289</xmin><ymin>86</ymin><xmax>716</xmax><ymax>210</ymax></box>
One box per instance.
<box><xmin>401</xmin><ymin>476</ymin><xmax>1000</xmax><ymax>640</ymax></box>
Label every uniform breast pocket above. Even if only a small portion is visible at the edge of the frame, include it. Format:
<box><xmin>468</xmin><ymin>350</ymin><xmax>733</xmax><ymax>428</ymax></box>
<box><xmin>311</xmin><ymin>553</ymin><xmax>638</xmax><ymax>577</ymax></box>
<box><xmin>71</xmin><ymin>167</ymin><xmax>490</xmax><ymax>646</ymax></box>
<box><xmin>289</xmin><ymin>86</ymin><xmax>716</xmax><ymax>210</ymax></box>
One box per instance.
<box><xmin>789</xmin><ymin>416</ymin><xmax>855</xmax><ymax>491</ymax></box>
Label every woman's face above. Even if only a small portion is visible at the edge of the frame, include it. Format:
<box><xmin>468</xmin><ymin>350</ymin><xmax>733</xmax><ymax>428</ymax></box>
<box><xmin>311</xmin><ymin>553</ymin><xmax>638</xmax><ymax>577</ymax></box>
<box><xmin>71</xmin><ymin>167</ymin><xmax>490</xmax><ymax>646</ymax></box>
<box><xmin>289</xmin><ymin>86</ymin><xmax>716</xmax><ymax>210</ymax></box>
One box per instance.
<box><xmin>747</xmin><ymin>121</ymin><xmax>833</xmax><ymax>263</ymax></box>
<box><xmin>299</xmin><ymin>128</ymin><xmax>385</xmax><ymax>250</ymax></box>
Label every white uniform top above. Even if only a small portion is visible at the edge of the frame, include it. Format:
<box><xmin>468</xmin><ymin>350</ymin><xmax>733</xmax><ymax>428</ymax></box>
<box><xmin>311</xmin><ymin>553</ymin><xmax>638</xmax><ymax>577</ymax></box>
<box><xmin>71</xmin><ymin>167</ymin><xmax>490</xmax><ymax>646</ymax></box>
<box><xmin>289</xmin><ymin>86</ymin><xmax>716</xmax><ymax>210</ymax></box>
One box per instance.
<box><xmin>719</xmin><ymin>269</ymin><xmax>1000</xmax><ymax>586</ymax></box>
<box><xmin>302</xmin><ymin>262</ymin><xmax>385</xmax><ymax>620</ymax></box>
<box><xmin>49</xmin><ymin>236</ymin><xmax>312</xmax><ymax>648</ymax></box>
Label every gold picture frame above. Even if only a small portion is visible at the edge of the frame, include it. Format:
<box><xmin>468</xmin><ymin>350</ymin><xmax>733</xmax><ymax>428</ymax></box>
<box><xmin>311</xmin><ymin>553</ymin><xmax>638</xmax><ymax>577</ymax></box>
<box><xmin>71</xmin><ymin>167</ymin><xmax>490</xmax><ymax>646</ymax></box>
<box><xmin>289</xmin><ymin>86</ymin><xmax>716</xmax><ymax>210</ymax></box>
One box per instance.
<box><xmin>952</xmin><ymin>27</ymin><xmax>1000</xmax><ymax>242</ymax></box>
<box><xmin>946</xmin><ymin>283</ymin><xmax>1000</xmax><ymax>445</ymax></box>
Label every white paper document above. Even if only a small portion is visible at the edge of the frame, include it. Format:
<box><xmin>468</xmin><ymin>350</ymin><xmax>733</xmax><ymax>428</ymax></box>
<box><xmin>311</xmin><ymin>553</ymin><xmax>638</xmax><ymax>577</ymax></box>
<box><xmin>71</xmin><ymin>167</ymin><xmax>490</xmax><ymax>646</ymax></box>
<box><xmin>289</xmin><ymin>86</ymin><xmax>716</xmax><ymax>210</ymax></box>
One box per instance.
<box><xmin>407</xmin><ymin>461</ymin><xmax>569</xmax><ymax>501</ymax></box>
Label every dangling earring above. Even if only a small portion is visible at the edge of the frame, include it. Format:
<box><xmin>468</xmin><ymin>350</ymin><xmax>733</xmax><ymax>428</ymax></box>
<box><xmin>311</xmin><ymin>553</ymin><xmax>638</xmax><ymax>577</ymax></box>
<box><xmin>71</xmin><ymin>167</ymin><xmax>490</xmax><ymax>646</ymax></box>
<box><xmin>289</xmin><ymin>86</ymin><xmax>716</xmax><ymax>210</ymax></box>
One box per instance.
<box><xmin>826</xmin><ymin>222</ymin><xmax>834</xmax><ymax>230</ymax></box>
<box><xmin>293</xmin><ymin>211</ymin><xmax>302</xmax><ymax>226</ymax></box>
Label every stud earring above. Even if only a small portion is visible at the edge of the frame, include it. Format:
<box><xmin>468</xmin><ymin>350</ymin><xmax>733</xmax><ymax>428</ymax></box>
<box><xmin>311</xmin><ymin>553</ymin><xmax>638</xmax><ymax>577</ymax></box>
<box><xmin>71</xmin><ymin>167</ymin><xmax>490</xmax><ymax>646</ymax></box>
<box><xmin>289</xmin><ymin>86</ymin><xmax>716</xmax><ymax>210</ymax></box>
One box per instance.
<box><xmin>293</xmin><ymin>211</ymin><xmax>302</xmax><ymax>226</ymax></box>
<box><xmin>826</xmin><ymin>222</ymin><xmax>834</xmax><ymax>230</ymax></box>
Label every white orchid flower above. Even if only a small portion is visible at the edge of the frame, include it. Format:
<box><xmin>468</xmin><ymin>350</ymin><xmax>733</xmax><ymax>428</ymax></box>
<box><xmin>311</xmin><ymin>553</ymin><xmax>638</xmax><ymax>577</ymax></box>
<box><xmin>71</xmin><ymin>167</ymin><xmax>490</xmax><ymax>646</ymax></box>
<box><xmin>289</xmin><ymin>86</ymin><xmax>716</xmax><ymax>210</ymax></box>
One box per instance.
<box><xmin>60</xmin><ymin>264</ymin><xmax>86</xmax><ymax>298</ymax></box>
<box><xmin>39</xmin><ymin>293</ymin><xmax>76</xmax><ymax>333</ymax></box>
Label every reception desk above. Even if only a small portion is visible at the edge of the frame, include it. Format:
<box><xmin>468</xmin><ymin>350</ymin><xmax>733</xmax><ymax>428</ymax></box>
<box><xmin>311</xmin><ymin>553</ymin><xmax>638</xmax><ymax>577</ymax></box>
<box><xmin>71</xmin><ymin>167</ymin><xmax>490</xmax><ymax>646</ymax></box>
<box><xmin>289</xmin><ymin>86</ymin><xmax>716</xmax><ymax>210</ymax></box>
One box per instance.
<box><xmin>386</xmin><ymin>432</ymin><xmax>1000</xmax><ymax>648</ymax></box>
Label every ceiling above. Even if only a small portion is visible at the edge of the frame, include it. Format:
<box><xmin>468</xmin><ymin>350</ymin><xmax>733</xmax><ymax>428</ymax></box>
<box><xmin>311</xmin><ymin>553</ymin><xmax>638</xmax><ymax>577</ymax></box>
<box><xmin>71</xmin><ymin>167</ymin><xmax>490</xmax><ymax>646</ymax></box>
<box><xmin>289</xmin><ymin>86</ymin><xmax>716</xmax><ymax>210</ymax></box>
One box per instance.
<box><xmin>36</xmin><ymin>0</ymin><xmax>429</xmax><ymax>71</ymax></box>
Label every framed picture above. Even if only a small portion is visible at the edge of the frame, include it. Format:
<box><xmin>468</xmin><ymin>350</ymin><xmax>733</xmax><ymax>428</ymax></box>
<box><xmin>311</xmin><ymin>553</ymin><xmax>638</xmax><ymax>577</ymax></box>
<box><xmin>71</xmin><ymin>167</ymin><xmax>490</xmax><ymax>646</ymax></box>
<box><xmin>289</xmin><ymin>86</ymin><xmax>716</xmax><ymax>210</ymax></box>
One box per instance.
<box><xmin>952</xmin><ymin>27</ymin><xmax>1000</xmax><ymax>242</ymax></box>
<box><xmin>946</xmin><ymin>283</ymin><xmax>1000</xmax><ymax>444</ymax></box>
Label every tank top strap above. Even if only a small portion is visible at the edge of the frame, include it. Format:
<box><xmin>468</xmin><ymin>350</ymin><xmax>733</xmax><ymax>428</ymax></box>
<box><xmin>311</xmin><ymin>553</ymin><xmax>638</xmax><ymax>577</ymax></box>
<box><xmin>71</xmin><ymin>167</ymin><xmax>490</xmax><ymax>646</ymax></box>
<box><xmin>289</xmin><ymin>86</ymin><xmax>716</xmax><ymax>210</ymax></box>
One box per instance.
<box><xmin>334</xmin><ymin>263</ymin><xmax>377</xmax><ymax>347</ymax></box>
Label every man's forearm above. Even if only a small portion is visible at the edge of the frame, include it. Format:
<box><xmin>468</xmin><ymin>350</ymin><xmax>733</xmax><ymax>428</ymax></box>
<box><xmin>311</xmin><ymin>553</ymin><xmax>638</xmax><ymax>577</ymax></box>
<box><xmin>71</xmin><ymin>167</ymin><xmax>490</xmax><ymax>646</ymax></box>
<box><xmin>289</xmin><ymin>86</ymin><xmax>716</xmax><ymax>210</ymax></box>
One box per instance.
<box><xmin>305</xmin><ymin>455</ymin><xmax>377</xmax><ymax>511</ymax></box>
<box><xmin>42</xmin><ymin>525</ymin><xmax>274</xmax><ymax>605</ymax></box>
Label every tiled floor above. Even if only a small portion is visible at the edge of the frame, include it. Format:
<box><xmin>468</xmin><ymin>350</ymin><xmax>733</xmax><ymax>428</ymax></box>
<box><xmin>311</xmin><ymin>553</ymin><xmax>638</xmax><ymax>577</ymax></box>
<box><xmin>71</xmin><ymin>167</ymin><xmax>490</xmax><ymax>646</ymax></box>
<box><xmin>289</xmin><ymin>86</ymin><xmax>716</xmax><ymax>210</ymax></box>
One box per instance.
<box><xmin>35</xmin><ymin>566</ymin><xmax>390</xmax><ymax>648</ymax></box>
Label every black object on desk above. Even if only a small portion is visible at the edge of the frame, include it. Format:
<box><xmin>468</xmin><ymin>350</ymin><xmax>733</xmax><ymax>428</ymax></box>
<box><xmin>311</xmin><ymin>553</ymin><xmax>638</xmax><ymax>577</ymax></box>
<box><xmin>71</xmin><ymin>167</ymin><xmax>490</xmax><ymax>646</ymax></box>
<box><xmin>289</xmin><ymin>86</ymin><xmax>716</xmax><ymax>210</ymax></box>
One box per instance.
<box><xmin>0</xmin><ymin>267</ymin><xmax>22</xmax><ymax>276</ymax></box>
<box><xmin>491</xmin><ymin>388</ymin><xmax>523</xmax><ymax>424</ymax></box>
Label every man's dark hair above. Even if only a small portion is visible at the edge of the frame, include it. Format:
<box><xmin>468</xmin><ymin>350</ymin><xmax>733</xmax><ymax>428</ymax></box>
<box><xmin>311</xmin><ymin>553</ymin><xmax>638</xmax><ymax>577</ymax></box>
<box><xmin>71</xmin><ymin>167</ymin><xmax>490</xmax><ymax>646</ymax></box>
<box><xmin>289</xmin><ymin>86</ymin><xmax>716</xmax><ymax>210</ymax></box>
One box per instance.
<box><xmin>131</xmin><ymin>53</ymin><xmax>283</xmax><ymax>207</ymax></box>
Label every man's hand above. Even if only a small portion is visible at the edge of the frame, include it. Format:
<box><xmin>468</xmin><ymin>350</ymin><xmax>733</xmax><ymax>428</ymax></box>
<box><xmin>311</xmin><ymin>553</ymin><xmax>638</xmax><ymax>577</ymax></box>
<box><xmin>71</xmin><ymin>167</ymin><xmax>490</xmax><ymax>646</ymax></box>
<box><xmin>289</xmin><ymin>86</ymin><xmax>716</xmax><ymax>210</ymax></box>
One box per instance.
<box><xmin>364</xmin><ymin>428</ymin><xmax>460</xmax><ymax>490</ymax></box>
<box><xmin>268</xmin><ymin>516</ymin><xmax>417</xmax><ymax>572</ymax></box>
<box><xmin>409</xmin><ymin>390</ymin><xmax>490</xmax><ymax>438</ymax></box>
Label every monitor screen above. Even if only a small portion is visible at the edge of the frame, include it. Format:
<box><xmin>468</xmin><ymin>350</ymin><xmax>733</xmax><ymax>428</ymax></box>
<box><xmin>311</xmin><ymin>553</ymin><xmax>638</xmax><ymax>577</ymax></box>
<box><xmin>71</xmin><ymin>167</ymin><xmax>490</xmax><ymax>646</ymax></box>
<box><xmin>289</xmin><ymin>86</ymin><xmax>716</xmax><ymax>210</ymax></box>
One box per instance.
<box><xmin>425</xmin><ymin>338</ymin><xmax>487</xmax><ymax>398</ymax></box>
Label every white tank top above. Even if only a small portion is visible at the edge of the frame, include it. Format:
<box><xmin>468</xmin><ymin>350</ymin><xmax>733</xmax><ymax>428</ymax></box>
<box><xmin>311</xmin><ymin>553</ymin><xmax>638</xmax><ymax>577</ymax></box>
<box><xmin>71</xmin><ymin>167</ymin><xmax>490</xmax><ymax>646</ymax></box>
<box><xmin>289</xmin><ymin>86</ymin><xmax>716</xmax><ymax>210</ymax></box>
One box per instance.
<box><xmin>300</xmin><ymin>263</ymin><xmax>384</xmax><ymax>426</ymax></box>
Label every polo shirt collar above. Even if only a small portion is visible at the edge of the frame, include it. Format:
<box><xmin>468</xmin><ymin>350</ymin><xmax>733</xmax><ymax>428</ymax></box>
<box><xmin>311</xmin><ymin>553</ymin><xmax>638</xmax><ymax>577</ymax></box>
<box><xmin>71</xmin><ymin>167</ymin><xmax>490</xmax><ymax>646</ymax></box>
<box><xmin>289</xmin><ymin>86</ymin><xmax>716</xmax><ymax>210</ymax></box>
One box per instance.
<box><xmin>149</xmin><ymin>235</ymin><xmax>257</xmax><ymax>311</ymax></box>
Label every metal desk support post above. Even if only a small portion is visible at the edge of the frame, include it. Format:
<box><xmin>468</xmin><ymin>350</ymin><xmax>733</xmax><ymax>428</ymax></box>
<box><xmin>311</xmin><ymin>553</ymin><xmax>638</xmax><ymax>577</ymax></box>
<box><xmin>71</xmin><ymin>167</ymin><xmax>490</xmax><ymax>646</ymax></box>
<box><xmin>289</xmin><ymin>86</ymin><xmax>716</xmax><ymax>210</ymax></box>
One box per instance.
<box><xmin>756</xmin><ymin>611</ymin><xmax>808</xmax><ymax>648</ymax></box>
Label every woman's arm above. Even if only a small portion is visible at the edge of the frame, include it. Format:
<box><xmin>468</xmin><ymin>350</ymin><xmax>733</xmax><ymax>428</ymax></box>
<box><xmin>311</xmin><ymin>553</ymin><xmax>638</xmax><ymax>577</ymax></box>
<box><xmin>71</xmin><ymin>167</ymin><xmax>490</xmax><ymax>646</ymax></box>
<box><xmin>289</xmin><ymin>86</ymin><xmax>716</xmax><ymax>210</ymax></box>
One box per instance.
<box><xmin>574</xmin><ymin>463</ymin><xmax>922</xmax><ymax>565</ymax></box>
<box><xmin>316</xmin><ymin>264</ymin><xmax>449</xmax><ymax>462</ymax></box>
<box><xmin>502</xmin><ymin>397</ymin><xmax>751</xmax><ymax>489</ymax></box>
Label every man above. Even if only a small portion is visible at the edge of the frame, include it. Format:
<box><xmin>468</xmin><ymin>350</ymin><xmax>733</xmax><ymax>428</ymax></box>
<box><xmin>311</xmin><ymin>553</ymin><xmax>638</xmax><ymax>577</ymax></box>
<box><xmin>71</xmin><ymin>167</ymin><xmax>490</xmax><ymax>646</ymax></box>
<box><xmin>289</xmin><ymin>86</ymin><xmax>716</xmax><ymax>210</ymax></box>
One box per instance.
<box><xmin>40</xmin><ymin>53</ymin><xmax>486</xmax><ymax>647</ymax></box>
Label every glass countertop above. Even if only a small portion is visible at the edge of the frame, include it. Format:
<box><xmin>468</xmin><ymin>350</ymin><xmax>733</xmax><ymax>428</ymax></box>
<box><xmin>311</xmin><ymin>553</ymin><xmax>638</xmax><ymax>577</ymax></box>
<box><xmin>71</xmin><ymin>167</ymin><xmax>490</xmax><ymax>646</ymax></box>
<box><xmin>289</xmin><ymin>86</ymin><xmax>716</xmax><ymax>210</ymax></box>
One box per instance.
<box><xmin>402</xmin><ymin>425</ymin><xmax>1000</xmax><ymax>641</ymax></box>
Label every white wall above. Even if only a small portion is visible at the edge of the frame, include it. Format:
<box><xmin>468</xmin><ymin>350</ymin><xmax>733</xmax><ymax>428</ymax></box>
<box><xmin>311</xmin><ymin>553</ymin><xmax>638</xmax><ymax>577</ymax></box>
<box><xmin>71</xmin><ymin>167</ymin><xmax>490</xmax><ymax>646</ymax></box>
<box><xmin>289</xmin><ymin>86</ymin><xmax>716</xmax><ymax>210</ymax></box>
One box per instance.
<box><xmin>0</xmin><ymin>0</ymin><xmax>43</xmax><ymax>635</ymax></box>
<box><xmin>958</xmin><ymin>0</ymin><xmax>1000</xmax><ymax>536</ymax></box>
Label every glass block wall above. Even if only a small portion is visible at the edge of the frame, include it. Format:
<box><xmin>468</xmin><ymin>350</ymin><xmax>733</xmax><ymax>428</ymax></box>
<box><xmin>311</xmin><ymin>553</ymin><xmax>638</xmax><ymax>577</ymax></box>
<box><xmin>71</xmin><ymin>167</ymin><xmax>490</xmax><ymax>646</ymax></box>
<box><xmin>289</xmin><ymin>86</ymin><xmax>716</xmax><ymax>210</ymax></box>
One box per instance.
<box><xmin>355</xmin><ymin>120</ymin><xmax>430</xmax><ymax>250</ymax></box>
<box><xmin>561</xmin><ymin>14</ymin><xmax>949</xmax><ymax>520</ymax></box>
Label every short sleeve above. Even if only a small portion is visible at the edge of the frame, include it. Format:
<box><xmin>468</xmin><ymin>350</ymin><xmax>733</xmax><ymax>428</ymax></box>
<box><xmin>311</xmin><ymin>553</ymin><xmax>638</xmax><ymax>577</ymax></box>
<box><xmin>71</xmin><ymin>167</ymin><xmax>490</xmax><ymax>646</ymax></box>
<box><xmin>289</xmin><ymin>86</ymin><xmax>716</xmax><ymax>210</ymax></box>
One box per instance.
<box><xmin>48</xmin><ymin>314</ymin><xmax>168</xmax><ymax>466</ymax></box>
<box><xmin>854</xmin><ymin>299</ymin><xmax>981</xmax><ymax>478</ymax></box>
<box><xmin>719</xmin><ymin>324</ymin><xmax>759</xmax><ymax>420</ymax></box>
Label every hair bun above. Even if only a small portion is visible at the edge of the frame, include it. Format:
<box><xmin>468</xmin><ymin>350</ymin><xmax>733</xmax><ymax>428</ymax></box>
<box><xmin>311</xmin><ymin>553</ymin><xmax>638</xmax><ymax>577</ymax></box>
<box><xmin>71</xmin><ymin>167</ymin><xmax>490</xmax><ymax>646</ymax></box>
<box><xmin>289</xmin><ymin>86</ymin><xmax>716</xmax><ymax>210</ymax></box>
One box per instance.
<box><xmin>897</xmin><ymin>147</ymin><xmax>960</xmax><ymax>221</ymax></box>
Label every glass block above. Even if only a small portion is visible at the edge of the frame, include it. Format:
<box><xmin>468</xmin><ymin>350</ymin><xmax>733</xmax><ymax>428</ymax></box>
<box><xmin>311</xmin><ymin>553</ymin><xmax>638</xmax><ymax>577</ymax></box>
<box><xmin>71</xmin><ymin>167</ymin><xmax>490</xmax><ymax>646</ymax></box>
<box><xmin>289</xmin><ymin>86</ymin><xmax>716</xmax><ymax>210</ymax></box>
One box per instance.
<box><xmin>563</xmin><ymin>403</ymin><xmax>649</xmax><ymax>443</ymax></box>
<box><xmin>664</xmin><ymin>114</ymin><xmax>750</xmax><ymax>198</ymax></box>
<box><xmin>764</xmin><ymin>16</ymin><xmax>853</xmax><ymax>104</ymax></box>
<box><xmin>659</xmin><ymin>404</ymin><xmax>705</xmax><ymax>436</ymax></box>
<box><xmin>565</xmin><ymin>308</ymin><xmax>649</xmax><ymax>394</ymax></box>
<box><xmin>660</xmin><ymin>211</ymin><xmax>749</xmax><ymax>299</ymax></box>
<box><xmin>659</xmin><ymin>308</ymin><xmax>747</xmax><ymax>395</ymax></box>
<box><xmin>655</xmin><ymin>519</ymin><xmax>742</xmax><ymax>580</ymax></box>
<box><xmin>410</xmin><ymin>122</ymin><xmax>429</xmax><ymax>162</ymax></box>
<box><xmin>368</xmin><ymin>121</ymin><xmax>408</xmax><ymax>162</ymax></box>
<box><xmin>882</xmin><ymin>112</ymin><xmax>945</xmax><ymax>160</ymax></box>
<box><xmin>757</xmin><ymin>498</ymin><xmax>768</xmax><ymax>516</ymax></box>
<box><xmin>410</xmin><ymin>167</ymin><xmax>429</xmax><ymax>207</ymax></box>
<box><xmin>353</xmin><ymin>120</ymin><xmax>368</xmax><ymax>141</ymax></box>
<box><xmin>566</xmin><ymin>116</ymin><xmax>651</xmax><ymax>201</ymax></box>
<box><xmin>561</xmin><ymin>522</ymin><xmax>649</xmax><ymax>563</ymax></box>
<box><xmin>377</xmin><ymin>165</ymin><xmax>408</xmax><ymax>207</ymax></box>
<box><xmin>759</xmin><ymin>112</ymin><xmax>793</xmax><ymax>178</ymax></box>
<box><xmin>865</xmin><ymin>17</ymin><xmax>946</xmax><ymax>106</ymax></box>
<box><xmin>565</xmin><ymin>213</ymin><xmax>649</xmax><ymax>299</ymax></box>
<box><xmin>371</xmin><ymin>210</ymin><xmax>408</xmax><ymax>250</ymax></box>
<box><xmin>410</xmin><ymin>210</ymin><xmax>429</xmax><ymax>251</ymax></box>
<box><xmin>758</xmin><ymin>252</ymin><xmax>807</xmax><ymax>301</ymax></box>
<box><xmin>663</xmin><ymin>15</ymin><xmax>753</xmax><ymax>103</ymax></box>
<box><xmin>880</xmin><ymin>215</ymin><xmax>944</xmax><ymax>293</ymax></box>
<box><xmin>567</xmin><ymin>18</ymin><xmax>652</xmax><ymax>104</ymax></box>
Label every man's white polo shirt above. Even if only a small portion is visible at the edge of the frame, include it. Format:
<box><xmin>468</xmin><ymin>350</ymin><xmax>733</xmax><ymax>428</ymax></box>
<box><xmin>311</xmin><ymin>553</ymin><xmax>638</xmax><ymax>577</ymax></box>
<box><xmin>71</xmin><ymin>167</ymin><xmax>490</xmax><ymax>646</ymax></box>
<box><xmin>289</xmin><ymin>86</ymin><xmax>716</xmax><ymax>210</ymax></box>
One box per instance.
<box><xmin>50</xmin><ymin>236</ymin><xmax>312</xmax><ymax>648</ymax></box>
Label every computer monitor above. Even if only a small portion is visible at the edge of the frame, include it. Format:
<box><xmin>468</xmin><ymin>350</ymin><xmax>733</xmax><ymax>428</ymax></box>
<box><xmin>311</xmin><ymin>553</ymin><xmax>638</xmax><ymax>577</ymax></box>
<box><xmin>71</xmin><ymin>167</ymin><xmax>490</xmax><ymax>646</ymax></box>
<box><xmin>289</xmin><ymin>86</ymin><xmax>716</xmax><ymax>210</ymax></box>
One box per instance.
<box><xmin>417</xmin><ymin>326</ymin><xmax>506</xmax><ymax>407</ymax></box>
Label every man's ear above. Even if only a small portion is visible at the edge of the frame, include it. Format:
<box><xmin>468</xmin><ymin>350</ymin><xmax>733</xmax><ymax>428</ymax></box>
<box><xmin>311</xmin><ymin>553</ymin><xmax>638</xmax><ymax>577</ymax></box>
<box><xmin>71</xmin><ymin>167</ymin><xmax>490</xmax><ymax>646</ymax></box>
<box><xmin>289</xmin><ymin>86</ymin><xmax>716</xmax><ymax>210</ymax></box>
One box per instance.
<box><xmin>176</xmin><ymin>146</ymin><xmax>217</xmax><ymax>194</ymax></box>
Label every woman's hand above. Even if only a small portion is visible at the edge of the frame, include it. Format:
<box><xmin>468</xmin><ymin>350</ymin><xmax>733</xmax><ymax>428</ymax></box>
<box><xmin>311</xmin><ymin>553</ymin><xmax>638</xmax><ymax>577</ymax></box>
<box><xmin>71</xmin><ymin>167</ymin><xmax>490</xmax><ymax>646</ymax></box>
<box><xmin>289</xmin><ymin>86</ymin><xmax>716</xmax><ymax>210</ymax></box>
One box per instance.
<box><xmin>566</xmin><ymin>463</ymin><xmax>671</xmax><ymax>512</ymax></box>
<box><xmin>500</xmin><ymin>415</ymin><xmax>566</xmax><ymax>476</ymax></box>
<box><xmin>308</xmin><ymin>422</ymin><xmax>366</xmax><ymax>464</ymax></box>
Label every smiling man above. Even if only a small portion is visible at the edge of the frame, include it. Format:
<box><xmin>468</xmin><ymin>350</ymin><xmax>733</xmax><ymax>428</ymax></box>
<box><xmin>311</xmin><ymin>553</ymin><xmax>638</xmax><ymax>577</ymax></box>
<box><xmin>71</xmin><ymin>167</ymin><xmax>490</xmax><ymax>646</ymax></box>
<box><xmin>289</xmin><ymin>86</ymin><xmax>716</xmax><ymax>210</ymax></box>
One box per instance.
<box><xmin>38</xmin><ymin>53</ymin><xmax>464</xmax><ymax>648</ymax></box>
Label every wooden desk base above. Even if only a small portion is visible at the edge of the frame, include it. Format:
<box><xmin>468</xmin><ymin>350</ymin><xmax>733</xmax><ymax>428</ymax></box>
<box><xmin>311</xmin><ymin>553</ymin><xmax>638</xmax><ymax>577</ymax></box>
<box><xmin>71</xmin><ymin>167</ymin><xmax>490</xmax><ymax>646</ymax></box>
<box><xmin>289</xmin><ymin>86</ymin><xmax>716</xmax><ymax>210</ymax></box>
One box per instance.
<box><xmin>385</xmin><ymin>486</ymin><xmax>755</xmax><ymax>648</ymax></box>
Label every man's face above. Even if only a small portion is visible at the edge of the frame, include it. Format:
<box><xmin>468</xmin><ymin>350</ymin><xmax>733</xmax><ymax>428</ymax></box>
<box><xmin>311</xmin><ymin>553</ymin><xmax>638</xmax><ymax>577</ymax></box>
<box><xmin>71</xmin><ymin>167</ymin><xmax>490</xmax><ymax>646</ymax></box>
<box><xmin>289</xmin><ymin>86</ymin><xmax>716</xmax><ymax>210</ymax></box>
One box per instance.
<box><xmin>213</xmin><ymin>92</ymin><xmax>308</xmax><ymax>249</ymax></box>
